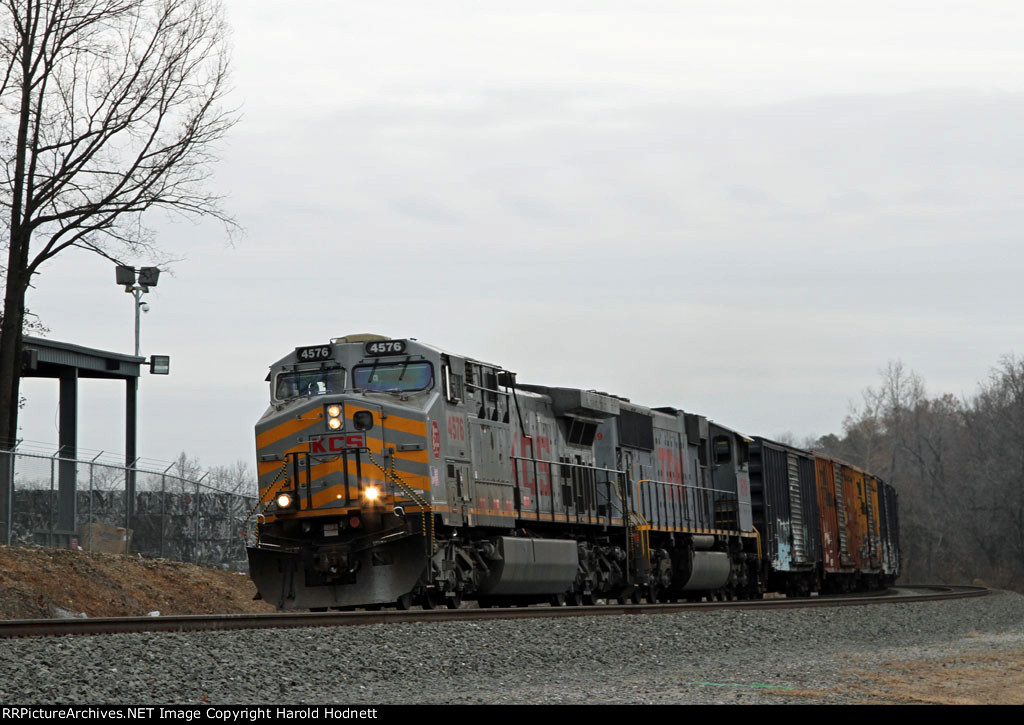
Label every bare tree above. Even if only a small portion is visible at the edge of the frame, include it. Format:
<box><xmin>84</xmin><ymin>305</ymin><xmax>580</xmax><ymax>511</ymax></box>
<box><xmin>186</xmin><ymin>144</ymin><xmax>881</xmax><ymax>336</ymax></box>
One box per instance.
<box><xmin>0</xmin><ymin>0</ymin><xmax>235</xmax><ymax>450</ymax></box>
<box><xmin>816</xmin><ymin>357</ymin><xmax>1024</xmax><ymax>590</ymax></box>
<box><xmin>208</xmin><ymin>459</ymin><xmax>254</xmax><ymax>496</ymax></box>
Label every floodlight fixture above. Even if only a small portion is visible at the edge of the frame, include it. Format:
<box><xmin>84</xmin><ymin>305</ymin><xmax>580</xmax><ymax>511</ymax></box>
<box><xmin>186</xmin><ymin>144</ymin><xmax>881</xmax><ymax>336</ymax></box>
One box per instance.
<box><xmin>113</xmin><ymin>264</ymin><xmax>163</xmax><ymax>357</ymax></box>
<box><xmin>115</xmin><ymin>265</ymin><xmax>136</xmax><ymax>287</ymax></box>
<box><xmin>149</xmin><ymin>355</ymin><xmax>170</xmax><ymax>375</ymax></box>
<box><xmin>138</xmin><ymin>267</ymin><xmax>160</xmax><ymax>290</ymax></box>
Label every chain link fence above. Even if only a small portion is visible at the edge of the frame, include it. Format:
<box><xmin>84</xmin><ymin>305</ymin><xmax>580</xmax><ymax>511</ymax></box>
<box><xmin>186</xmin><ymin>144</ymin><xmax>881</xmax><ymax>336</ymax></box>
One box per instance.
<box><xmin>0</xmin><ymin>450</ymin><xmax>258</xmax><ymax>571</ymax></box>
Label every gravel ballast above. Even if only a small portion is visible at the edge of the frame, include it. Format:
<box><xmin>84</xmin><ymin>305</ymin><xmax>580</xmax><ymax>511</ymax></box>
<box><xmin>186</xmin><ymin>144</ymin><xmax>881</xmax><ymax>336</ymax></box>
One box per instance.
<box><xmin>1</xmin><ymin>589</ymin><xmax>1022</xmax><ymax>704</ymax></box>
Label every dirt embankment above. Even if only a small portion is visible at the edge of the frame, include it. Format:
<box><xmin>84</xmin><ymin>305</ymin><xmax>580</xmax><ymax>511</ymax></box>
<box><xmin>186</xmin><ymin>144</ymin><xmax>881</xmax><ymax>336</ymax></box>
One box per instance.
<box><xmin>0</xmin><ymin>545</ymin><xmax>276</xmax><ymax>619</ymax></box>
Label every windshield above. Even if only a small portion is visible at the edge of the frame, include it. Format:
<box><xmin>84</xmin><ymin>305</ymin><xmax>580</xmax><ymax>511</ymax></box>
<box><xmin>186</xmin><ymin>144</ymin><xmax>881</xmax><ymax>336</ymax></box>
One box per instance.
<box><xmin>353</xmin><ymin>361</ymin><xmax>433</xmax><ymax>392</ymax></box>
<box><xmin>274</xmin><ymin>368</ymin><xmax>346</xmax><ymax>401</ymax></box>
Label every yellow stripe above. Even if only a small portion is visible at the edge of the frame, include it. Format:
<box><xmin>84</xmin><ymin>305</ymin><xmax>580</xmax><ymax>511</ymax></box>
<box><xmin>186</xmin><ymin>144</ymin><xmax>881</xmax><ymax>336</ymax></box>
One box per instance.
<box><xmin>257</xmin><ymin>442</ymin><xmax>315</xmax><ymax>476</ymax></box>
<box><xmin>256</xmin><ymin>414</ymin><xmax>322</xmax><ymax>450</ymax></box>
<box><xmin>257</xmin><ymin>460</ymin><xmax>281</xmax><ymax>476</ymax></box>
<box><xmin>343</xmin><ymin>407</ymin><xmax>383</xmax><ymax>428</ymax></box>
<box><xmin>394</xmin><ymin>449</ymin><xmax>428</xmax><ymax>465</ymax></box>
<box><xmin>259</xmin><ymin>445</ymin><xmax>428</xmax><ymax>496</ymax></box>
<box><xmin>469</xmin><ymin>508</ymin><xmax>517</xmax><ymax>518</ymax></box>
<box><xmin>271</xmin><ymin>461</ymin><xmax>429</xmax><ymax>496</ymax></box>
<box><xmin>311</xmin><ymin>484</ymin><xmax>392</xmax><ymax>509</ymax></box>
<box><xmin>267</xmin><ymin>493</ymin><xmax>436</xmax><ymax>516</ymax></box>
<box><xmin>343</xmin><ymin>407</ymin><xmax>427</xmax><ymax>437</ymax></box>
<box><xmin>261</xmin><ymin>468</ymin><xmax>428</xmax><ymax>503</ymax></box>
<box><xmin>385</xmin><ymin>415</ymin><xmax>427</xmax><ymax>437</ymax></box>
<box><xmin>260</xmin><ymin>444</ymin><xmax>426</xmax><ymax>472</ymax></box>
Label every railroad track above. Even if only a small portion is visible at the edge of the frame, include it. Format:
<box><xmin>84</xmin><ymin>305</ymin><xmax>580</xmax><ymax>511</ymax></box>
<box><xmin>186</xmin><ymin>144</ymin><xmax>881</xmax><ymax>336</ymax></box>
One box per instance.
<box><xmin>0</xmin><ymin>585</ymin><xmax>987</xmax><ymax>639</ymax></box>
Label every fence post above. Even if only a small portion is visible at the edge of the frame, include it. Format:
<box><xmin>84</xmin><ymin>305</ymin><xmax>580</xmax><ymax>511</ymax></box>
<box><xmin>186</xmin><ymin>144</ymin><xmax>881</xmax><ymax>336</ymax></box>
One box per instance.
<box><xmin>4</xmin><ymin>449</ymin><xmax>13</xmax><ymax>546</ymax></box>
<box><xmin>194</xmin><ymin>479</ymin><xmax>199</xmax><ymax>564</ymax></box>
<box><xmin>161</xmin><ymin>463</ymin><xmax>173</xmax><ymax>559</ymax></box>
<box><xmin>125</xmin><ymin>456</ymin><xmax>140</xmax><ymax>539</ymax></box>
<box><xmin>88</xmin><ymin>452</ymin><xmax>103</xmax><ymax>554</ymax></box>
<box><xmin>194</xmin><ymin>472</ymin><xmax>209</xmax><ymax>565</ymax></box>
<box><xmin>49</xmin><ymin>449</ymin><xmax>59</xmax><ymax>545</ymax></box>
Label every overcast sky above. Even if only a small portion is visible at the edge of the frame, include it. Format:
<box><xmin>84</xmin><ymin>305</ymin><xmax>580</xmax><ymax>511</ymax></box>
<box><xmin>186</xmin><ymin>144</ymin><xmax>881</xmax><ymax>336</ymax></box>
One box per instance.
<box><xmin>15</xmin><ymin>1</ymin><xmax>1024</xmax><ymax>473</ymax></box>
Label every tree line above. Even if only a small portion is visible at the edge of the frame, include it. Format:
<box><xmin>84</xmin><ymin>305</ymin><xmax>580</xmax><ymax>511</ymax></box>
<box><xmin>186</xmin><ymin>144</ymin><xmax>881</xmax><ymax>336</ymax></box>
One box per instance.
<box><xmin>812</xmin><ymin>358</ymin><xmax>1024</xmax><ymax>591</ymax></box>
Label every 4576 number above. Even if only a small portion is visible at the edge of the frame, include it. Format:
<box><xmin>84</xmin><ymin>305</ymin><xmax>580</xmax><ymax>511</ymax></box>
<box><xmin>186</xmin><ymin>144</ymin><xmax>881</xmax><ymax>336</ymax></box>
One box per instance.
<box><xmin>296</xmin><ymin>345</ymin><xmax>332</xmax><ymax>361</ymax></box>
<box><xmin>365</xmin><ymin>340</ymin><xmax>407</xmax><ymax>356</ymax></box>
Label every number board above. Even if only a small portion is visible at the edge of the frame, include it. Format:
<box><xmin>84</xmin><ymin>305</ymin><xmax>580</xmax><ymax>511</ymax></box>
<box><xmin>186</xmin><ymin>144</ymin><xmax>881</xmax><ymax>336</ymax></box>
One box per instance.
<box><xmin>295</xmin><ymin>345</ymin><xmax>333</xmax><ymax>362</ymax></box>
<box><xmin>364</xmin><ymin>340</ymin><xmax>407</xmax><ymax>356</ymax></box>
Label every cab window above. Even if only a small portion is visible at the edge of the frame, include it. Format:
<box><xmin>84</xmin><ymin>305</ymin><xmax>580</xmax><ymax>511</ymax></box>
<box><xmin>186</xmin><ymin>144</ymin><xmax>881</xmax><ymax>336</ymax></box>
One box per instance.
<box><xmin>274</xmin><ymin>368</ymin><xmax>345</xmax><ymax>401</ymax></box>
<box><xmin>353</xmin><ymin>362</ymin><xmax>433</xmax><ymax>392</ymax></box>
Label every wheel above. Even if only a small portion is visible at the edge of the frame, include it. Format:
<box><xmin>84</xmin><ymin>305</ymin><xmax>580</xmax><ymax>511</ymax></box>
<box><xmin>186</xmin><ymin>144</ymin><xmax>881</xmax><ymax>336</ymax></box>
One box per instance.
<box><xmin>421</xmin><ymin>591</ymin><xmax>440</xmax><ymax>610</ymax></box>
<box><xmin>550</xmin><ymin>593</ymin><xmax>567</xmax><ymax>607</ymax></box>
<box><xmin>582</xmin><ymin>592</ymin><xmax>597</xmax><ymax>606</ymax></box>
<box><xmin>396</xmin><ymin>593</ymin><xmax>413</xmax><ymax>610</ymax></box>
<box><xmin>446</xmin><ymin>592</ymin><xmax>463</xmax><ymax>609</ymax></box>
<box><xmin>566</xmin><ymin>591</ymin><xmax>583</xmax><ymax>606</ymax></box>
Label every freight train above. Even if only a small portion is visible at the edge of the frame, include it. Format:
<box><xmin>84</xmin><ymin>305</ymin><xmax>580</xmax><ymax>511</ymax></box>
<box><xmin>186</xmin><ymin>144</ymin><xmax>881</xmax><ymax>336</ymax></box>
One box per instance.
<box><xmin>247</xmin><ymin>335</ymin><xmax>900</xmax><ymax>610</ymax></box>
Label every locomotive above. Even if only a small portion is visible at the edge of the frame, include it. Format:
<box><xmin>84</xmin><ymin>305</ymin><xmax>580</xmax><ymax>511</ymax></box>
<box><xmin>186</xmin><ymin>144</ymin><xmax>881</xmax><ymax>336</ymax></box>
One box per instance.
<box><xmin>247</xmin><ymin>334</ymin><xmax>900</xmax><ymax>610</ymax></box>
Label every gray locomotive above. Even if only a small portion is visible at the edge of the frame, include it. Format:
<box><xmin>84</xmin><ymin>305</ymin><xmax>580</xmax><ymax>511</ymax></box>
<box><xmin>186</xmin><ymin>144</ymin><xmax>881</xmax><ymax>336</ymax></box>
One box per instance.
<box><xmin>247</xmin><ymin>334</ymin><xmax>899</xmax><ymax>610</ymax></box>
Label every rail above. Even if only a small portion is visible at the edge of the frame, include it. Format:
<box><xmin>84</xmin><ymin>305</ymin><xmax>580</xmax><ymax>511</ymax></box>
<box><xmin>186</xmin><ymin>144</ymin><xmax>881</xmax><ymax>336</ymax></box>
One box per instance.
<box><xmin>0</xmin><ymin>585</ymin><xmax>990</xmax><ymax>640</ymax></box>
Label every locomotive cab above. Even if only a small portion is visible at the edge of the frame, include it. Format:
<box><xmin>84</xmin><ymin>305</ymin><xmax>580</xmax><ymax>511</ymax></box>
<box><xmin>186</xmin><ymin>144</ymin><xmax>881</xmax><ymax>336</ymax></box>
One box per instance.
<box><xmin>249</xmin><ymin>335</ymin><xmax>440</xmax><ymax>609</ymax></box>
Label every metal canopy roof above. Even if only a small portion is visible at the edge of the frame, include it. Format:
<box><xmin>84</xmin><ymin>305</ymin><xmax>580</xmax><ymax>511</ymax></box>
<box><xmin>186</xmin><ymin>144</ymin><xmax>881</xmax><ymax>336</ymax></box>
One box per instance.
<box><xmin>2</xmin><ymin>336</ymin><xmax>146</xmax><ymax>543</ymax></box>
<box><xmin>22</xmin><ymin>336</ymin><xmax>143</xmax><ymax>379</ymax></box>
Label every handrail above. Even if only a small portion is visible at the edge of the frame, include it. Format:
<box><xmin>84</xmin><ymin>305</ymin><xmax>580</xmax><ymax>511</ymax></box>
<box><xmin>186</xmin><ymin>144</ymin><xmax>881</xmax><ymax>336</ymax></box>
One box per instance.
<box><xmin>634</xmin><ymin>478</ymin><xmax>745</xmax><ymax>498</ymax></box>
<box><xmin>510</xmin><ymin>454</ymin><xmax>622</xmax><ymax>477</ymax></box>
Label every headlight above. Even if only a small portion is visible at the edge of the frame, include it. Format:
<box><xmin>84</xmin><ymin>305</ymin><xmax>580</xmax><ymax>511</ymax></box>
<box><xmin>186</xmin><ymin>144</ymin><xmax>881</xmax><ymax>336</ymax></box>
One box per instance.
<box><xmin>364</xmin><ymin>486</ymin><xmax>380</xmax><ymax>502</ymax></box>
<box><xmin>276</xmin><ymin>493</ymin><xmax>293</xmax><ymax>509</ymax></box>
<box><xmin>325</xmin><ymin>404</ymin><xmax>343</xmax><ymax>431</ymax></box>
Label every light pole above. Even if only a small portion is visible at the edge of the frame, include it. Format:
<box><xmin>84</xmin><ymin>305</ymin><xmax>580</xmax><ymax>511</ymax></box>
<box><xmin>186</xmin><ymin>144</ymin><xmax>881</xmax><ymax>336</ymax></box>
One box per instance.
<box><xmin>115</xmin><ymin>266</ymin><xmax>160</xmax><ymax>356</ymax></box>
<box><xmin>114</xmin><ymin>265</ymin><xmax>161</xmax><ymax>533</ymax></box>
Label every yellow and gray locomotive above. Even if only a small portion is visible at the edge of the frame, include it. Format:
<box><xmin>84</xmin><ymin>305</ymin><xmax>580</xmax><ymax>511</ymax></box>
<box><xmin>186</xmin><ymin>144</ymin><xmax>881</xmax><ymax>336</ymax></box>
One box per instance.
<box><xmin>247</xmin><ymin>334</ymin><xmax>898</xmax><ymax>610</ymax></box>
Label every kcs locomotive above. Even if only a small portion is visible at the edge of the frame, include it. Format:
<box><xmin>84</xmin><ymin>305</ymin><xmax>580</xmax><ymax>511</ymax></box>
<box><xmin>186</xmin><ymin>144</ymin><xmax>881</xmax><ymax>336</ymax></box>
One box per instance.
<box><xmin>247</xmin><ymin>335</ymin><xmax>900</xmax><ymax>610</ymax></box>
